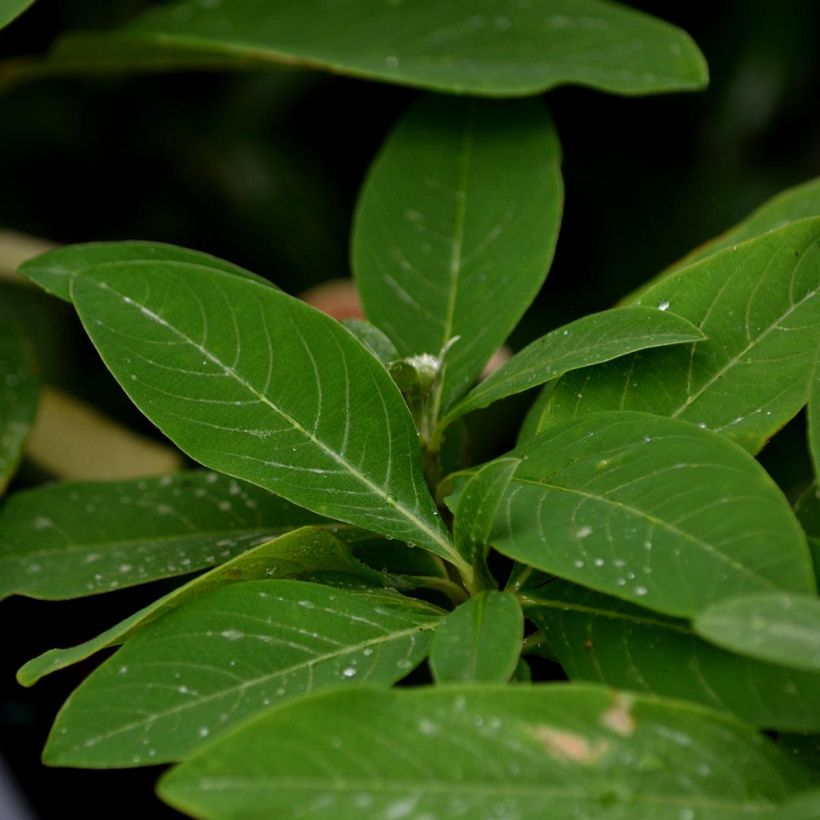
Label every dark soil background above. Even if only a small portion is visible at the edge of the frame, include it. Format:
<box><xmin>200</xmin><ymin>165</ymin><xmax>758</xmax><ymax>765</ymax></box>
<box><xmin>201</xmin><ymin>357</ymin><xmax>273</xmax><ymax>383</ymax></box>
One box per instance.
<box><xmin>0</xmin><ymin>1</ymin><xmax>818</xmax><ymax>816</ymax></box>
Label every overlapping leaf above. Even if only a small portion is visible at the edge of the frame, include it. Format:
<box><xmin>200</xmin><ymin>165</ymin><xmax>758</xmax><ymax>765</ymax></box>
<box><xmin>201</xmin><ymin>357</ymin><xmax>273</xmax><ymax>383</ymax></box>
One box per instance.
<box><xmin>0</xmin><ymin>471</ymin><xmax>323</xmax><ymax>600</ymax></box>
<box><xmin>17</xmin><ymin>527</ymin><xmax>386</xmax><ymax>686</ymax></box>
<box><xmin>528</xmin><ymin>581</ymin><xmax>820</xmax><ymax>731</ymax></box>
<box><xmin>67</xmin><ymin>260</ymin><xmax>458</xmax><ymax>566</ymax></box>
<box><xmin>353</xmin><ymin>94</ymin><xmax>562</xmax><ymax>413</ymax></box>
<box><xmin>430</xmin><ymin>591</ymin><xmax>522</xmax><ymax>684</ymax></box>
<box><xmin>524</xmin><ymin>220</ymin><xmax>820</xmax><ymax>453</ymax></box>
<box><xmin>795</xmin><ymin>483</ymin><xmax>820</xmax><ymax>584</ymax></box>
<box><xmin>44</xmin><ymin>580</ymin><xmax>441</xmax><ymax>767</ymax></box>
<box><xmin>43</xmin><ymin>0</ymin><xmax>707</xmax><ymax>97</ymax></box>
<box><xmin>491</xmin><ymin>412</ymin><xmax>814</xmax><ymax>617</ymax></box>
<box><xmin>158</xmin><ymin>684</ymin><xmax>811</xmax><ymax>819</ymax></box>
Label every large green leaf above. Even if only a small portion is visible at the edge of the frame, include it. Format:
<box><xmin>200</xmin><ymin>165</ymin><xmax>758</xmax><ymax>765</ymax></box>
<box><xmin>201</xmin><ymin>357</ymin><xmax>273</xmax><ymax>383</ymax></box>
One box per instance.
<box><xmin>796</xmin><ymin>483</ymin><xmax>820</xmax><ymax>585</ymax></box>
<box><xmin>68</xmin><ymin>260</ymin><xmax>459</xmax><ymax>567</ymax></box>
<box><xmin>524</xmin><ymin>219</ymin><xmax>820</xmax><ymax>453</ymax></box>
<box><xmin>44</xmin><ymin>580</ymin><xmax>441</xmax><ymax>767</ymax></box>
<box><xmin>0</xmin><ymin>471</ymin><xmax>323</xmax><ymax>601</ymax></box>
<box><xmin>528</xmin><ymin>581</ymin><xmax>820</xmax><ymax>731</ymax></box>
<box><xmin>17</xmin><ymin>527</ymin><xmax>387</xmax><ymax>686</ymax></box>
<box><xmin>810</xmin><ymin>353</ymin><xmax>820</xmax><ymax>476</ymax></box>
<box><xmin>0</xmin><ymin>319</ymin><xmax>39</xmax><ymax>494</ymax></box>
<box><xmin>353</xmin><ymin>95</ymin><xmax>562</xmax><ymax>414</ymax></box>
<box><xmin>0</xmin><ymin>0</ymin><xmax>36</xmax><ymax>29</ymax></box>
<box><xmin>19</xmin><ymin>240</ymin><xmax>266</xmax><ymax>303</ymax></box>
<box><xmin>430</xmin><ymin>590</ymin><xmax>522</xmax><ymax>684</ymax></box>
<box><xmin>493</xmin><ymin>412</ymin><xmax>814</xmax><ymax>617</ymax></box>
<box><xmin>44</xmin><ymin>1</ymin><xmax>707</xmax><ymax>97</ymax></box>
<box><xmin>441</xmin><ymin>306</ymin><xmax>704</xmax><ymax>427</ymax></box>
<box><xmin>695</xmin><ymin>592</ymin><xmax>820</xmax><ymax>674</ymax></box>
<box><xmin>158</xmin><ymin>683</ymin><xmax>811</xmax><ymax>819</ymax></box>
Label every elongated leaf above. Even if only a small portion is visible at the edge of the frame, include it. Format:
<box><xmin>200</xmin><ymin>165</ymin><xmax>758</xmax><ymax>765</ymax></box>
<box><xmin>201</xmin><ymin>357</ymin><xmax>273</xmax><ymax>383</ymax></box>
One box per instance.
<box><xmin>354</xmin><ymin>95</ymin><xmax>562</xmax><ymax>413</ymax></box>
<box><xmin>443</xmin><ymin>306</ymin><xmax>705</xmax><ymax>425</ymax></box>
<box><xmin>18</xmin><ymin>527</ymin><xmax>389</xmax><ymax>686</ymax></box>
<box><xmin>159</xmin><ymin>683</ymin><xmax>811</xmax><ymax>819</ymax></box>
<box><xmin>19</xmin><ymin>240</ymin><xmax>265</xmax><ymax>302</ymax></box>
<box><xmin>796</xmin><ymin>483</ymin><xmax>820</xmax><ymax>585</ymax></box>
<box><xmin>695</xmin><ymin>592</ymin><xmax>820</xmax><ymax>674</ymax></box>
<box><xmin>68</xmin><ymin>260</ymin><xmax>459</xmax><ymax>567</ymax></box>
<box><xmin>495</xmin><ymin>412</ymin><xmax>814</xmax><ymax>617</ymax></box>
<box><xmin>0</xmin><ymin>471</ymin><xmax>323</xmax><ymax>601</ymax></box>
<box><xmin>525</xmin><ymin>220</ymin><xmax>820</xmax><ymax>453</ymax></box>
<box><xmin>46</xmin><ymin>1</ymin><xmax>707</xmax><ymax>97</ymax></box>
<box><xmin>430</xmin><ymin>591</ymin><xmax>522</xmax><ymax>684</ymax></box>
<box><xmin>811</xmin><ymin>352</ymin><xmax>820</xmax><ymax>475</ymax></box>
<box><xmin>0</xmin><ymin>320</ymin><xmax>39</xmax><ymax>493</ymax></box>
<box><xmin>340</xmin><ymin>319</ymin><xmax>397</xmax><ymax>365</ymax></box>
<box><xmin>453</xmin><ymin>456</ymin><xmax>519</xmax><ymax>573</ymax></box>
<box><xmin>0</xmin><ymin>0</ymin><xmax>36</xmax><ymax>29</ymax></box>
<box><xmin>44</xmin><ymin>580</ymin><xmax>441</xmax><ymax>767</ymax></box>
<box><xmin>528</xmin><ymin>581</ymin><xmax>820</xmax><ymax>731</ymax></box>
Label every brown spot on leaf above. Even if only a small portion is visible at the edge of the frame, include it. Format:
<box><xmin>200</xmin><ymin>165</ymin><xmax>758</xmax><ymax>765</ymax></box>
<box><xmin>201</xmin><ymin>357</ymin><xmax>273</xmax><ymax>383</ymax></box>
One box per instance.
<box><xmin>583</xmin><ymin>638</ymin><xmax>594</xmax><ymax>652</ymax></box>
<box><xmin>530</xmin><ymin>726</ymin><xmax>609</xmax><ymax>764</ymax></box>
<box><xmin>600</xmin><ymin>693</ymin><xmax>635</xmax><ymax>736</ymax></box>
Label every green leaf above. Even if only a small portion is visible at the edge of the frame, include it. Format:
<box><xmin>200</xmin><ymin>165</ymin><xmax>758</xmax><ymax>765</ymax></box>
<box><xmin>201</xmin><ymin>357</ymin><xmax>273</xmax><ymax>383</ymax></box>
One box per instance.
<box><xmin>353</xmin><ymin>95</ymin><xmax>562</xmax><ymax>414</ymax></box>
<box><xmin>0</xmin><ymin>320</ymin><xmax>39</xmax><ymax>494</ymax></box>
<box><xmin>0</xmin><ymin>0</ymin><xmax>36</xmax><ymax>29</ymax></box>
<box><xmin>810</xmin><ymin>353</ymin><xmax>820</xmax><ymax>476</ymax></box>
<box><xmin>69</xmin><ymin>260</ymin><xmax>459</xmax><ymax>567</ymax></box>
<box><xmin>0</xmin><ymin>471</ymin><xmax>324</xmax><ymax>601</ymax></box>
<box><xmin>525</xmin><ymin>219</ymin><xmax>820</xmax><ymax>453</ymax></box>
<box><xmin>695</xmin><ymin>592</ymin><xmax>820</xmax><ymax>674</ymax></box>
<box><xmin>158</xmin><ymin>683</ymin><xmax>811</xmax><ymax>819</ymax></box>
<box><xmin>528</xmin><ymin>581</ymin><xmax>820</xmax><ymax>731</ymax></box>
<box><xmin>494</xmin><ymin>412</ymin><xmax>814</xmax><ymax>617</ymax></box>
<box><xmin>442</xmin><ymin>306</ymin><xmax>705</xmax><ymax>426</ymax></box>
<box><xmin>17</xmin><ymin>527</ymin><xmax>388</xmax><ymax>686</ymax></box>
<box><xmin>19</xmin><ymin>240</ymin><xmax>267</xmax><ymax>303</ymax></box>
<box><xmin>340</xmin><ymin>319</ymin><xmax>398</xmax><ymax>365</ymax></box>
<box><xmin>44</xmin><ymin>580</ymin><xmax>441</xmax><ymax>767</ymax></box>
<box><xmin>452</xmin><ymin>456</ymin><xmax>519</xmax><ymax>573</ymax></box>
<box><xmin>46</xmin><ymin>1</ymin><xmax>707</xmax><ymax>97</ymax></box>
<box><xmin>430</xmin><ymin>590</ymin><xmax>522</xmax><ymax>684</ymax></box>
<box><xmin>796</xmin><ymin>483</ymin><xmax>820</xmax><ymax>585</ymax></box>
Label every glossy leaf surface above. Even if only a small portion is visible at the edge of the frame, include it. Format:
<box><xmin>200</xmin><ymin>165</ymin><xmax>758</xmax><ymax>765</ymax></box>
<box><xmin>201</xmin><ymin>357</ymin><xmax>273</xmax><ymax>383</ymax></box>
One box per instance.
<box><xmin>0</xmin><ymin>471</ymin><xmax>322</xmax><ymax>600</ymax></box>
<box><xmin>70</xmin><ymin>261</ymin><xmax>457</xmax><ymax>565</ymax></box>
<box><xmin>44</xmin><ymin>580</ymin><xmax>441</xmax><ymax>767</ymax></box>
<box><xmin>528</xmin><ymin>581</ymin><xmax>820</xmax><ymax>731</ymax></box>
<box><xmin>354</xmin><ymin>95</ymin><xmax>562</xmax><ymax>412</ymax></box>
<box><xmin>49</xmin><ymin>0</ymin><xmax>707</xmax><ymax>97</ymax></box>
<box><xmin>430</xmin><ymin>591</ymin><xmax>523</xmax><ymax>684</ymax></box>
<box><xmin>525</xmin><ymin>220</ymin><xmax>820</xmax><ymax>453</ymax></box>
<box><xmin>159</xmin><ymin>684</ymin><xmax>811</xmax><ymax>819</ymax></box>
<box><xmin>695</xmin><ymin>592</ymin><xmax>820</xmax><ymax>674</ymax></box>
<box><xmin>494</xmin><ymin>412</ymin><xmax>814</xmax><ymax>617</ymax></box>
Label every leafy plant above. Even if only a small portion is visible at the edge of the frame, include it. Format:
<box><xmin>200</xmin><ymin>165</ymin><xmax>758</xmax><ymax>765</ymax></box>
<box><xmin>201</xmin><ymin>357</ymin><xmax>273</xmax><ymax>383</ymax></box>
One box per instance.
<box><xmin>2</xmin><ymin>2</ymin><xmax>819</xmax><ymax>818</ymax></box>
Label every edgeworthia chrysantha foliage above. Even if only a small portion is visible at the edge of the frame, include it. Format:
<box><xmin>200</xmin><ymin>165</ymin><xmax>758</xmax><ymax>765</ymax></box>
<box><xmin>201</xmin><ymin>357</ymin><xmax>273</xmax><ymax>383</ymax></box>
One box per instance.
<box><xmin>429</xmin><ymin>591</ymin><xmax>523</xmax><ymax>684</ymax></box>
<box><xmin>353</xmin><ymin>94</ymin><xmax>562</xmax><ymax>416</ymax></box>
<box><xmin>0</xmin><ymin>471</ymin><xmax>323</xmax><ymax>600</ymax></box>
<box><xmin>0</xmin><ymin>320</ymin><xmax>39</xmax><ymax>493</ymax></box>
<box><xmin>526</xmin><ymin>581</ymin><xmax>820</xmax><ymax>732</ymax></box>
<box><xmin>17</xmin><ymin>527</ymin><xmax>386</xmax><ymax>686</ymax></box>
<box><xmin>694</xmin><ymin>592</ymin><xmax>820</xmax><ymax>674</ymax></box>
<box><xmin>492</xmin><ymin>412</ymin><xmax>814</xmax><ymax>617</ymax></box>
<box><xmin>42</xmin><ymin>1</ymin><xmax>708</xmax><ymax>97</ymax></box>
<box><xmin>44</xmin><ymin>580</ymin><xmax>442</xmax><ymax>767</ymax></box>
<box><xmin>68</xmin><ymin>261</ymin><xmax>462</xmax><ymax>570</ymax></box>
<box><xmin>524</xmin><ymin>219</ymin><xmax>820</xmax><ymax>453</ymax></box>
<box><xmin>158</xmin><ymin>684</ymin><xmax>812</xmax><ymax>819</ymax></box>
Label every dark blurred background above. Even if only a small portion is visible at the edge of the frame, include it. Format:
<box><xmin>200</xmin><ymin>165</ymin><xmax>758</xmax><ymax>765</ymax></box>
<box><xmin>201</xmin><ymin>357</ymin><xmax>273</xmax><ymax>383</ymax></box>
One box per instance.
<box><xmin>0</xmin><ymin>1</ymin><xmax>818</xmax><ymax>816</ymax></box>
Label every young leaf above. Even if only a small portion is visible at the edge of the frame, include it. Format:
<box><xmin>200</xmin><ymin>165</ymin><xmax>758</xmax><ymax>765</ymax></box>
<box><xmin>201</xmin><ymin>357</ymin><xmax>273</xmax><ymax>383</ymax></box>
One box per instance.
<box><xmin>47</xmin><ymin>1</ymin><xmax>708</xmax><ymax>97</ymax></box>
<box><xmin>694</xmin><ymin>592</ymin><xmax>820</xmax><ymax>674</ymax></box>
<box><xmin>429</xmin><ymin>591</ymin><xmax>522</xmax><ymax>684</ymax></box>
<box><xmin>0</xmin><ymin>471</ymin><xmax>323</xmax><ymax>601</ymax></box>
<box><xmin>44</xmin><ymin>580</ymin><xmax>441</xmax><ymax>767</ymax></box>
<box><xmin>158</xmin><ymin>684</ymin><xmax>811</xmax><ymax>819</ymax></box>
<box><xmin>528</xmin><ymin>581</ymin><xmax>820</xmax><ymax>731</ymax></box>
<box><xmin>0</xmin><ymin>319</ymin><xmax>39</xmax><ymax>493</ymax></box>
<box><xmin>353</xmin><ymin>95</ymin><xmax>562</xmax><ymax>414</ymax></box>
<box><xmin>494</xmin><ymin>412</ymin><xmax>814</xmax><ymax>617</ymax></box>
<box><xmin>340</xmin><ymin>319</ymin><xmax>398</xmax><ymax>365</ymax></box>
<box><xmin>17</xmin><ymin>527</ymin><xmax>387</xmax><ymax>686</ymax></box>
<box><xmin>19</xmin><ymin>240</ymin><xmax>267</xmax><ymax>302</ymax></box>
<box><xmin>525</xmin><ymin>219</ymin><xmax>820</xmax><ymax>453</ymax></box>
<box><xmin>441</xmin><ymin>306</ymin><xmax>705</xmax><ymax>426</ymax></box>
<box><xmin>69</xmin><ymin>260</ymin><xmax>459</xmax><ymax>567</ymax></box>
<box><xmin>0</xmin><ymin>0</ymin><xmax>36</xmax><ymax>29</ymax></box>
